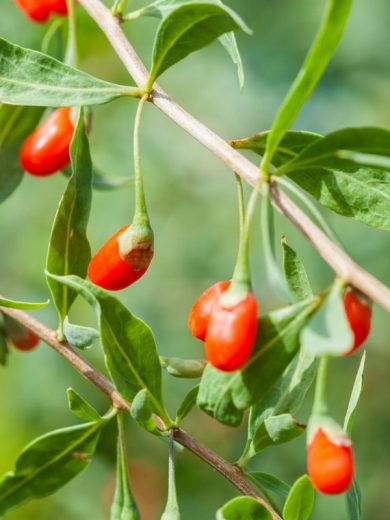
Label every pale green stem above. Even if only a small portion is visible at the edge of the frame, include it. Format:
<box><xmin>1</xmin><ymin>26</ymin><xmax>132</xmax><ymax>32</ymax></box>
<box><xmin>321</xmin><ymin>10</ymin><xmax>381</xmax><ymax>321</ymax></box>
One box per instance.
<box><xmin>65</xmin><ymin>0</ymin><xmax>78</xmax><ymax>67</ymax></box>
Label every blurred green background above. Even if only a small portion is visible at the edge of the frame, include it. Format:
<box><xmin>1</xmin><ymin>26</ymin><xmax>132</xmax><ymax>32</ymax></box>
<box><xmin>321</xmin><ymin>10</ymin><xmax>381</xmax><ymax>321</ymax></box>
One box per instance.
<box><xmin>1</xmin><ymin>0</ymin><xmax>390</xmax><ymax>518</ymax></box>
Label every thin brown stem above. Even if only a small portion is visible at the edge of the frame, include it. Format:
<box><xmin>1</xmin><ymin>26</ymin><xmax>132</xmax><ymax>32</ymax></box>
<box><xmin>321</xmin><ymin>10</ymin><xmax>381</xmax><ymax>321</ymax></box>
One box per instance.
<box><xmin>77</xmin><ymin>0</ymin><xmax>390</xmax><ymax>313</ymax></box>
<box><xmin>0</xmin><ymin>304</ymin><xmax>281</xmax><ymax>519</ymax></box>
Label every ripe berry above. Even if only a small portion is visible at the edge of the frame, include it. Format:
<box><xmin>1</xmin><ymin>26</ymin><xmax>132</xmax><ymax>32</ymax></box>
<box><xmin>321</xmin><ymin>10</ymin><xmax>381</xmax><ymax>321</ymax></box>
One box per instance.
<box><xmin>10</xmin><ymin>329</ymin><xmax>40</xmax><ymax>351</ymax></box>
<box><xmin>188</xmin><ymin>281</ymin><xmax>230</xmax><ymax>341</ymax></box>
<box><xmin>344</xmin><ymin>289</ymin><xmax>372</xmax><ymax>354</ymax></box>
<box><xmin>205</xmin><ymin>291</ymin><xmax>257</xmax><ymax>371</ymax></box>
<box><xmin>88</xmin><ymin>225</ymin><xmax>153</xmax><ymax>291</ymax></box>
<box><xmin>20</xmin><ymin>107</ymin><xmax>75</xmax><ymax>177</ymax></box>
<box><xmin>307</xmin><ymin>428</ymin><xmax>354</xmax><ymax>494</ymax></box>
<box><xmin>14</xmin><ymin>0</ymin><xmax>68</xmax><ymax>23</ymax></box>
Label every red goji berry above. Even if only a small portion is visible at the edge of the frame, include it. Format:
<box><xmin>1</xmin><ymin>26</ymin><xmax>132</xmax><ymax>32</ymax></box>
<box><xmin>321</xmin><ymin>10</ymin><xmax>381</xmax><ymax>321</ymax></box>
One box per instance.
<box><xmin>344</xmin><ymin>289</ymin><xmax>371</xmax><ymax>354</ymax></box>
<box><xmin>10</xmin><ymin>329</ymin><xmax>40</xmax><ymax>351</ymax></box>
<box><xmin>14</xmin><ymin>0</ymin><xmax>67</xmax><ymax>22</ymax></box>
<box><xmin>205</xmin><ymin>291</ymin><xmax>257</xmax><ymax>371</ymax></box>
<box><xmin>188</xmin><ymin>281</ymin><xmax>230</xmax><ymax>341</ymax></box>
<box><xmin>20</xmin><ymin>107</ymin><xmax>75</xmax><ymax>176</ymax></box>
<box><xmin>307</xmin><ymin>428</ymin><xmax>354</xmax><ymax>494</ymax></box>
<box><xmin>88</xmin><ymin>225</ymin><xmax>153</xmax><ymax>291</ymax></box>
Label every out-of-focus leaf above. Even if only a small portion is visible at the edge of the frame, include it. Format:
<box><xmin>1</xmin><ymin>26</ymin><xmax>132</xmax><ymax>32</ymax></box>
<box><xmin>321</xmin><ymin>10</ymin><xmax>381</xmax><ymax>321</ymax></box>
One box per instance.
<box><xmin>0</xmin><ymin>420</ymin><xmax>107</xmax><ymax>516</ymax></box>
<box><xmin>216</xmin><ymin>496</ymin><xmax>272</xmax><ymax>520</ymax></box>
<box><xmin>301</xmin><ymin>283</ymin><xmax>353</xmax><ymax>357</ymax></box>
<box><xmin>282</xmin><ymin>238</ymin><xmax>313</xmax><ymax>303</ymax></box>
<box><xmin>160</xmin><ymin>356</ymin><xmax>207</xmax><ymax>378</ymax></box>
<box><xmin>63</xmin><ymin>318</ymin><xmax>99</xmax><ymax>350</ymax></box>
<box><xmin>344</xmin><ymin>352</ymin><xmax>366</xmax><ymax>434</ymax></box>
<box><xmin>198</xmin><ymin>299</ymin><xmax>316</xmax><ymax>426</ymax></box>
<box><xmin>175</xmin><ymin>385</ymin><xmax>199</xmax><ymax>424</ymax></box>
<box><xmin>0</xmin><ymin>295</ymin><xmax>49</xmax><ymax>310</ymax></box>
<box><xmin>66</xmin><ymin>388</ymin><xmax>102</xmax><ymax>422</ymax></box>
<box><xmin>262</xmin><ymin>0</ymin><xmax>352</xmax><ymax>168</ymax></box>
<box><xmin>0</xmin><ymin>38</ymin><xmax>140</xmax><ymax>106</ymax></box>
<box><xmin>0</xmin><ymin>104</ymin><xmax>44</xmax><ymax>203</ymax></box>
<box><xmin>346</xmin><ymin>479</ymin><xmax>362</xmax><ymax>520</ymax></box>
<box><xmin>46</xmin><ymin>110</ymin><xmax>92</xmax><ymax>328</ymax></box>
<box><xmin>248</xmin><ymin>472</ymin><xmax>290</xmax><ymax>502</ymax></box>
<box><xmin>280</xmin><ymin>127</ymin><xmax>390</xmax><ymax>230</ymax></box>
<box><xmin>46</xmin><ymin>274</ymin><xmax>168</xmax><ymax>422</ymax></box>
<box><xmin>147</xmin><ymin>2</ymin><xmax>250</xmax><ymax>89</ymax></box>
<box><xmin>62</xmin><ymin>166</ymin><xmax>133</xmax><ymax>191</ymax></box>
<box><xmin>282</xmin><ymin>475</ymin><xmax>315</xmax><ymax>520</ymax></box>
<box><xmin>0</xmin><ymin>325</ymin><xmax>9</xmax><ymax>366</ymax></box>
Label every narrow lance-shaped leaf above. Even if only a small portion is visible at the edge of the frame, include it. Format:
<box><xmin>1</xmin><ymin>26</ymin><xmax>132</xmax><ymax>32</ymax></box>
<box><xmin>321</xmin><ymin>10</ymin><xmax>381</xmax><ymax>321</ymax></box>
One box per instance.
<box><xmin>198</xmin><ymin>299</ymin><xmax>316</xmax><ymax>426</ymax></box>
<box><xmin>147</xmin><ymin>2</ymin><xmax>251</xmax><ymax>89</ymax></box>
<box><xmin>0</xmin><ymin>420</ymin><xmax>108</xmax><ymax>516</ymax></box>
<box><xmin>127</xmin><ymin>0</ymin><xmax>245</xmax><ymax>90</ymax></box>
<box><xmin>241</xmin><ymin>346</ymin><xmax>316</xmax><ymax>462</ymax></box>
<box><xmin>67</xmin><ymin>388</ymin><xmax>102</xmax><ymax>422</ymax></box>
<box><xmin>111</xmin><ymin>413</ymin><xmax>140</xmax><ymax>520</ymax></box>
<box><xmin>344</xmin><ymin>352</ymin><xmax>366</xmax><ymax>434</ymax></box>
<box><xmin>46</xmin><ymin>109</ymin><xmax>92</xmax><ymax>329</ymax></box>
<box><xmin>0</xmin><ymin>38</ymin><xmax>140</xmax><ymax>107</ymax></box>
<box><xmin>46</xmin><ymin>274</ymin><xmax>168</xmax><ymax>421</ymax></box>
<box><xmin>282</xmin><ymin>238</ymin><xmax>313</xmax><ymax>303</ymax></box>
<box><xmin>262</xmin><ymin>0</ymin><xmax>352</xmax><ymax>169</ymax></box>
<box><xmin>216</xmin><ymin>497</ymin><xmax>273</xmax><ymax>520</ymax></box>
<box><xmin>175</xmin><ymin>385</ymin><xmax>199</xmax><ymax>425</ymax></box>
<box><xmin>301</xmin><ymin>282</ymin><xmax>353</xmax><ymax>357</ymax></box>
<box><xmin>161</xmin><ymin>433</ymin><xmax>181</xmax><ymax>520</ymax></box>
<box><xmin>0</xmin><ymin>295</ymin><xmax>49</xmax><ymax>310</ymax></box>
<box><xmin>230</xmin><ymin>130</ymin><xmax>322</xmax><ymax>167</ymax></box>
<box><xmin>346</xmin><ymin>479</ymin><xmax>362</xmax><ymax>520</ymax></box>
<box><xmin>248</xmin><ymin>472</ymin><xmax>291</xmax><ymax>502</ymax></box>
<box><xmin>0</xmin><ymin>104</ymin><xmax>44</xmax><ymax>203</ymax></box>
<box><xmin>282</xmin><ymin>475</ymin><xmax>315</xmax><ymax>520</ymax></box>
<box><xmin>279</xmin><ymin>127</ymin><xmax>390</xmax><ymax>231</ymax></box>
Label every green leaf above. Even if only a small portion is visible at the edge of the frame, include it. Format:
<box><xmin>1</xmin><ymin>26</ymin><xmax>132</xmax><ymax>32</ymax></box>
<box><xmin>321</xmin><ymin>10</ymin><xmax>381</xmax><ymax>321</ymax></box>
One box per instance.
<box><xmin>301</xmin><ymin>283</ymin><xmax>353</xmax><ymax>357</ymax></box>
<box><xmin>46</xmin><ymin>274</ymin><xmax>167</xmax><ymax>422</ymax></box>
<box><xmin>161</xmin><ymin>433</ymin><xmax>181</xmax><ymax>520</ymax></box>
<box><xmin>218</xmin><ymin>32</ymin><xmax>244</xmax><ymax>91</ymax></box>
<box><xmin>346</xmin><ymin>479</ymin><xmax>362</xmax><ymax>520</ymax></box>
<box><xmin>197</xmin><ymin>299</ymin><xmax>316</xmax><ymax>426</ymax></box>
<box><xmin>282</xmin><ymin>475</ymin><xmax>316</xmax><ymax>520</ymax></box>
<box><xmin>46</xmin><ymin>109</ymin><xmax>92</xmax><ymax>328</ymax></box>
<box><xmin>280</xmin><ymin>127</ymin><xmax>390</xmax><ymax>230</ymax></box>
<box><xmin>230</xmin><ymin>131</ymin><xmax>322</xmax><ymax>167</ymax></box>
<box><xmin>147</xmin><ymin>2</ymin><xmax>250</xmax><ymax>89</ymax></box>
<box><xmin>0</xmin><ymin>38</ymin><xmax>140</xmax><ymax>107</ymax></box>
<box><xmin>67</xmin><ymin>388</ymin><xmax>102</xmax><ymax>422</ymax></box>
<box><xmin>0</xmin><ymin>104</ymin><xmax>44</xmax><ymax>203</ymax></box>
<box><xmin>216</xmin><ymin>497</ymin><xmax>272</xmax><ymax>520</ymax></box>
<box><xmin>282</xmin><ymin>238</ymin><xmax>313</xmax><ymax>303</ymax></box>
<box><xmin>63</xmin><ymin>318</ymin><xmax>99</xmax><ymax>350</ymax></box>
<box><xmin>131</xmin><ymin>389</ymin><xmax>159</xmax><ymax>434</ymax></box>
<box><xmin>344</xmin><ymin>352</ymin><xmax>366</xmax><ymax>434</ymax></box>
<box><xmin>261</xmin><ymin>183</ymin><xmax>289</xmax><ymax>301</ymax></box>
<box><xmin>62</xmin><ymin>166</ymin><xmax>133</xmax><ymax>191</ymax></box>
<box><xmin>245</xmin><ymin>414</ymin><xmax>305</xmax><ymax>455</ymax></box>
<box><xmin>262</xmin><ymin>0</ymin><xmax>352</xmax><ymax>169</ymax></box>
<box><xmin>111</xmin><ymin>413</ymin><xmax>140</xmax><ymax>520</ymax></box>
<box><xmin>242</xmin><ymin>347</ymin><xmax>316</xmax><ymax>462</ymax></box>
<box><xmin>160</xmin><ymin>356</ymin><xmax>207</xmax><ymax>378</ymax></box>
<box><xmin>175</xmin><ymin>385</ymin><xmax>199</xmax><ymax>425</ymax></box>
<box><xmin>0</xmin><ymin>295</ymin><xmax>49</xmax><ymax>310</ymax></box>
<box><xmin>0</xmin><ymin>326</ymin><xmax>9</xmax><ymax>366</ymax></box>
<box><xmin>248</xmin><ymin>472</ymin><xmax>290</xmax><ymax>502</ymax></box>
<box><xmin>0</xmin><ymin>420</ymin><xmax>107</xmax><ymax>516</ymax></box>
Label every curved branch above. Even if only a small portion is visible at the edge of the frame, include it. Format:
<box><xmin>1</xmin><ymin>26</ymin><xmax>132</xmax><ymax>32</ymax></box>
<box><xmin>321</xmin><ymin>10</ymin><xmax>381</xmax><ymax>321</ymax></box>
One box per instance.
<box><xmin>77</xmin><ymin>0</ymin><xmax>390</xmax><ymax>313</ymax></box>
<box><xmin>0</xmin><ymin>304</ymin><xmax>281</xmax><ymax>520</ymax></box>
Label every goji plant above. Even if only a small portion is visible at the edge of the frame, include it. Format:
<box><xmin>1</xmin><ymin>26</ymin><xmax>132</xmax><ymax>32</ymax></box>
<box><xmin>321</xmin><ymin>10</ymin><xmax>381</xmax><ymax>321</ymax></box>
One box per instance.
<box><xmin>0</xmin><ymin>0</ymin><xmax>389</xmax><ymax>519</ymax></box>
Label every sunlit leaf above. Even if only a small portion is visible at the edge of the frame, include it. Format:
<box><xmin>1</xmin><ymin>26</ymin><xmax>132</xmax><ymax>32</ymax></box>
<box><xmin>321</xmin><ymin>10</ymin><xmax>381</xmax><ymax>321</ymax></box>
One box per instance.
<box><xmin>216</xmin><ymin>496</ymin><xmax>272</xmax><ymax>520</ymax></box>
<box><xmin>282</xmin><ymin>475</ymin><xmax>315</xmax><ymax>520</ymax></box>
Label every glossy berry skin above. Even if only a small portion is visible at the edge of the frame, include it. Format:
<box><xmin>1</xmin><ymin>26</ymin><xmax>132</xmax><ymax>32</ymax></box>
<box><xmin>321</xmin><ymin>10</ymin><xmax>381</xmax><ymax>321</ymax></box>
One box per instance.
<box><xmin>344</xmin><ymin>289</ymin><xmax>372</xmax><ymax>354</ymax></box>
<box><xmin>88</xmin><ymin>225</ymin><xmax>151</xmax><ymax>291</ymax></box>
<box><xmin>188</xmin><ymin>281</ymin><xmax>230</xmax><ymax>341</ymax></box>
<box><xmin>10</xmin><ymin>330</ymin><xmax>40</xmax><ymax>351</ymax></box>
<box><xmin>15</xmin><ymin>0</ymin><xmax>68</xmax><ymax>22</ymax></box>
<box><xmin>307</xmin><ymin>429</ymin><xmax>354</xmax><ymax>494</ymax></box>
<box><xmin>20</xmin><ymin>107</ymin><xmax>75</xmax><ymax>176</ymax></box>
<box><xmin>205</xmin><ymin>292</ymin><xmax>258</xmax><ymax>372</ymax></box>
